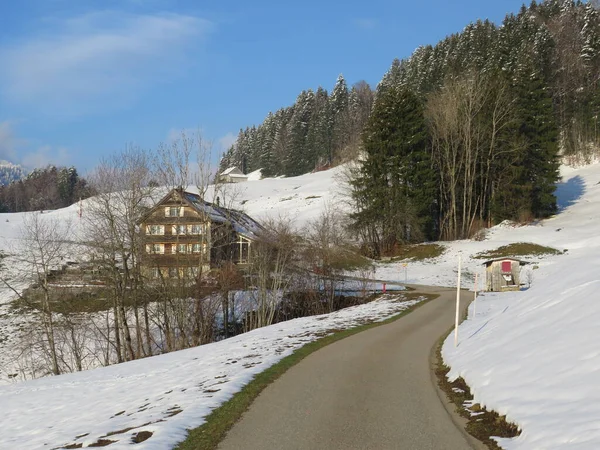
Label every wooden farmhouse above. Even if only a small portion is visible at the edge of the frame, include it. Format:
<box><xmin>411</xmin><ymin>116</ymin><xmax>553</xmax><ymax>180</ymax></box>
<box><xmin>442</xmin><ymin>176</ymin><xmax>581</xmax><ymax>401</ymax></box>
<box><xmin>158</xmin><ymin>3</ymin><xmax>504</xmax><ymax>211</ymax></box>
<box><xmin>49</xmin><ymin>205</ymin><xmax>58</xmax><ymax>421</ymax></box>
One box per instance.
<box><xmin>139</xmin><ymin>188</ymin><xmax>263</xmax><ymax>279</ymax></box>
<box><xmin>218</xmin><ymin>167</ymin><xmax>248</xmax><ymax>184</ymax></box>
<box><xmin>483</xmin><ymin>258</ymin><xmax>526</xmax><ymax>292</ymax></box>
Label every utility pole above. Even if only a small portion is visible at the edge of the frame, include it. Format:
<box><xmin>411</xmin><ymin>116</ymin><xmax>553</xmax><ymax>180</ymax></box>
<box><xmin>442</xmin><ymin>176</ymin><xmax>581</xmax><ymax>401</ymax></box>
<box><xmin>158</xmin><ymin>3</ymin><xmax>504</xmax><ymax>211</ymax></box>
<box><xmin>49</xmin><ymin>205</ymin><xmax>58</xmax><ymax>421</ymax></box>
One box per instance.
<box><xmin>454</xmin><ymin>254</ymin><xmax>462</xmax><ymax>347</ymax></box>
<box><xmin>473</xmin><ymin>272</ymin><xmax>478</xmax><ymax>317</ymax></box>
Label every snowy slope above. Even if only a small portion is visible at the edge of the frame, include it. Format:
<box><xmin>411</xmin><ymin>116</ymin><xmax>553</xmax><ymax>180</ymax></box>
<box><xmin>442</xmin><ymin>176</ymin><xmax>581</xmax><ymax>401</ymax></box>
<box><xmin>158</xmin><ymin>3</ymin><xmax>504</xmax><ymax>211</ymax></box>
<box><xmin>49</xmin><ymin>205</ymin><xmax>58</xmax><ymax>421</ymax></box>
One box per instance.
<box><xmin>204</xmin><ymin>165</ymin><xmax>348</xmax><ymax>227</ymax></box>
<box><xmin>443</xmin><ymin>163</ymin><xmax>600</xmax><ymax>449</ymax></box>
<box><xmin>1</xmin><ymin>162</ymin><xmax>600</xmax><ymax>448</ymax></box>
<box><xmin>0</xmin><ymin>167</ymin><xmax>350</xmax><ymax>383</ymax></box>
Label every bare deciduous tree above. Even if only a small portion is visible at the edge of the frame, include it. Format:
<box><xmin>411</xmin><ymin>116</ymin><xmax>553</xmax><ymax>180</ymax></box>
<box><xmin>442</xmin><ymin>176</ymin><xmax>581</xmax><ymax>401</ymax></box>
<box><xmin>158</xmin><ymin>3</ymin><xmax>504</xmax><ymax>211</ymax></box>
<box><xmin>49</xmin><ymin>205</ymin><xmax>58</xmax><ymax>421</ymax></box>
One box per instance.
<box><xmin>245</xmin><ymin>218</ymin><xmax>297</xmax><ymax>330</ymax></box>
<box><xmin>427</xmin><ymin>73</ymin><xmax>517</xmax><ymax>239</ymax></box>
<box><xmin>17</xmin><ymin>212</ymin><xmax>72</xmax><ymax>375</ymax></box>
<box><xmin>85</xmin><ymin>146</ymin><xmax>156</xmax><ymax>362</ymax></box>
<box><xmin>305</xmin><ymin>204</ymin><xmax>349</xmax><ymax>312</ymax></box>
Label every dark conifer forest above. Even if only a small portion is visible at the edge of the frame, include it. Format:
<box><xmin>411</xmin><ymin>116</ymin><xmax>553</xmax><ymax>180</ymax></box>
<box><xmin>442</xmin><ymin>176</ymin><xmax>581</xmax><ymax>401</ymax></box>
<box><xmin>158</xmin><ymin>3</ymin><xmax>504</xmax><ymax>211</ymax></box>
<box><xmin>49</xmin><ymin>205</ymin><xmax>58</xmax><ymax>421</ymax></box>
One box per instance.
<box><xmin>220</xmin><ymin>0</ymin><xmax>600</xmax><ymax>253</ymax></box>
<box><xmin>0</xmin><ymin>166</ymin><xmax>92</xmax><ymax>213</ymax></box>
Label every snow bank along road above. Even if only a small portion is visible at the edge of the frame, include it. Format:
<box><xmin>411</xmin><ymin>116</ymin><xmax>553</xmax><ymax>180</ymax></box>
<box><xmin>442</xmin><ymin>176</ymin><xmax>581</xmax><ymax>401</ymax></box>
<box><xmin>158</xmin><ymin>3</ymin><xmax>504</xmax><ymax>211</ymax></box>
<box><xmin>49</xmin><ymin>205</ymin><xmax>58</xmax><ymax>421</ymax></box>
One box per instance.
<box><xmin>219</xmin><ymin>285</ymin><xmax>482</xmax><ymax>450</ymax></box>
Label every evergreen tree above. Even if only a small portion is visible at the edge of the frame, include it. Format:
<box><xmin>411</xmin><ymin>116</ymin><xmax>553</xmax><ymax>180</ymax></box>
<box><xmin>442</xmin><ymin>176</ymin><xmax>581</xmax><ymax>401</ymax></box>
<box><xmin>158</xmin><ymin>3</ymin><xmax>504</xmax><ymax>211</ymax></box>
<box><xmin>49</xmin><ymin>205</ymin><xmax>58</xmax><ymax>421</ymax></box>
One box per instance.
<box><xmin>259</xmin><ymin>112</ymin><xmax>277</xmax><ymax>176</ymax></box>
<box><xmin>495</xmin><ymin>56</ymin><xmax>560</xmax><ymax>220</ymax></box>
<box><xmin>515</xmin><ymin>68</ymin><xmax>561</xmax><ymax>218</ymax></box>
<box><xmin>351</xmin><ymin>86</ymin><xmax>434</xmax><ymax>256</ymax></box>
<box><xmin>377</xmin><ymin>58</ymin><xmax>403</xmax><ymax>95</ymax></box>
<box><xmin>307</xmin><ymin>86</ymin><xmax>332</xmax><ymax>167</ymax></box>
<box><xmin>285</xmin><ymin>90</ymin><xmax>315</xmax><ymax>175</ymax></box>
<box><xmin>57</xmin><ymin>166</ymin><xmax>79</xmax><ymax>205</ymax></box>
<box><xmin>330</xmin><ymin>74</ymin><xmax>350</xmax><ymax>163</ymax></box>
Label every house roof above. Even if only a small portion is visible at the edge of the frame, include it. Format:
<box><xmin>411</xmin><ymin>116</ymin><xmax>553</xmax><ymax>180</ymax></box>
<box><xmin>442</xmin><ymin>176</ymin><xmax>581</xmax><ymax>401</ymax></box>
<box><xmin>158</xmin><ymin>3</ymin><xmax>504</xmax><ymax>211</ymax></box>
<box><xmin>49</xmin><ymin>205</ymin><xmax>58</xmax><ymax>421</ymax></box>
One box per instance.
<box><xmin>220</xmin><ymin>167</ymin><xmax>244</xmax><ymax>176</ymax></box>
<box><xmin>139</xmin><ymin>188</ymin><xmax>265</xmax><ymax>241</ymax></box>
<box><xmin>181</xmin><ymin>191</ymin><xmax>264</xmax><ymax>240</ymax></box>
<box><xmin>482</xmin><ymin>257</ymin><xmax>527</xmax><ymax>266</ymax></box>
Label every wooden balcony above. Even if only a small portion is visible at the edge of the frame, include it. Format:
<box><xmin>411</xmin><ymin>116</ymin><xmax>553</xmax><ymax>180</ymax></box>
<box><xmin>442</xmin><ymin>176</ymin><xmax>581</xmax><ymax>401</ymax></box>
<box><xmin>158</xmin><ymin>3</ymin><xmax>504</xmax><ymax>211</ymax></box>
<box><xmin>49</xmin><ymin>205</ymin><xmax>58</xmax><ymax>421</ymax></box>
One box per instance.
<box><xmin>141</xmin><ymin>254</ymin><xmax>209</xmax><ymax>266</ymax></box>
<box><xmin>143</xmin><ymin>235</ymin><xmax>207</xmax><ymax>243</ymax></box>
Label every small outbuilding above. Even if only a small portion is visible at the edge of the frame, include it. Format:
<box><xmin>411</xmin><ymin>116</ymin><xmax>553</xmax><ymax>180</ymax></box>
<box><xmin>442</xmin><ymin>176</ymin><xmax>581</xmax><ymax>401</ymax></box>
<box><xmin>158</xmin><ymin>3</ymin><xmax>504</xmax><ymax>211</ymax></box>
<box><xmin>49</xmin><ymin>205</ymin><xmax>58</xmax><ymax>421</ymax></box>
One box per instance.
<box><xmin>218</xmin><ymin>167</ymin><xmax>248</xmax><ymax>184</ymax></box>
<box><xmin>482</xmin><ymin>258</ymin><xmax>526</xmax><ymax>292</ymax></box>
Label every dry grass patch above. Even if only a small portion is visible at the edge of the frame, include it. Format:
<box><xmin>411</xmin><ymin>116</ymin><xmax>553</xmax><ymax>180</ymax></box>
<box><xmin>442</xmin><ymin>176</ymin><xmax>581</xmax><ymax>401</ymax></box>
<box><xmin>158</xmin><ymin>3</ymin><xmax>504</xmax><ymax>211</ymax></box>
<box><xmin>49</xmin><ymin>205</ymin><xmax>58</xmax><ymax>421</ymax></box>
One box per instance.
<box><xmin>473</xmin><ymin>242</ymin><xmax>562</xmax><ymax>260</ymax></box>
<box><xmin>435</xmin><ymin>340</ymin><xmax>520</xmax><ymax>449</ymax></box>
<box><xmin>390</xmin><ymin>243</ymin><xmax>446</xmax><ymax>261</ymax></box>
<box><xmin>88</xmin><ymin>439</ymin><xmax>116</xmax><ymax>447</ymax></box>
<box><xmin>132</xmin><ymin>431</ymin><xmax>153</xmax><ymax>444</ymax></box>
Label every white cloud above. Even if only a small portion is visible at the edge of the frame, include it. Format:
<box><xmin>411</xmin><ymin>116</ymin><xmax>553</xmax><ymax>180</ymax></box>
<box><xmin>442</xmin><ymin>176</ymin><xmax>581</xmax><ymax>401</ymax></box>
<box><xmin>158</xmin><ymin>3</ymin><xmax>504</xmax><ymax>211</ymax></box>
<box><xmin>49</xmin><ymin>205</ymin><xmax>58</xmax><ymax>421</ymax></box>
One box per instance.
<box><xmin>218</xmin><ymin>132</ymin><xmax>236</xmax><ymax>153</ymax></box>
<box><xmin>0</xmin><ymin>121</ymin><xmax>70</xmax><ymax>169</ymax></box>
<box><xmin>21</xmin><ymin>146</ymin><xmax>70</xmax><ymax>169</ymax></box>
<box><xmin>0</xmin><ymin>121</ymin><xmax>19</xmax><ymax>162</ymax></box>
<box><xmin>354</xmin><ymin>18</ymin><xmax>378</xmax><ymax>30</ymax></box>
<box><xmin>0</xmin><ymin>11</ymin><xmax>213</xmax><ymax>115</ymax></box>
<box><xmin>166</xmin><ymin>127</ymin><xmax>205</xmax><ymax>144</ymax></box>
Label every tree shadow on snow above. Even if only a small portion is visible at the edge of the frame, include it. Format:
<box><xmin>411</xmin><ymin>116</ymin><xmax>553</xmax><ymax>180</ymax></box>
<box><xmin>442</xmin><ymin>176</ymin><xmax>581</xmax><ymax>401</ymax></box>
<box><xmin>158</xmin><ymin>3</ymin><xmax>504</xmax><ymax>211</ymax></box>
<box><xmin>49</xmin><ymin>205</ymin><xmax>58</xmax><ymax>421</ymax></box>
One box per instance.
<box><xmin>555</xmin><ymin>175</ymin><xmax>585</xmax><ymax>212</ymax></box>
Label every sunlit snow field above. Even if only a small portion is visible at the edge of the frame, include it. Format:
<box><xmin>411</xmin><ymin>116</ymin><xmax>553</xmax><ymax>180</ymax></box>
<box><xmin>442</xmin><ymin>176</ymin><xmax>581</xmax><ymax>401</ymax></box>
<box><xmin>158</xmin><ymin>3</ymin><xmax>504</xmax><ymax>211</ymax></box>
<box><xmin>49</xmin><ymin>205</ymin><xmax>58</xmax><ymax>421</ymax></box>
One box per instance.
<box><xmin>0</xmin><ymin>162</ymin><xmax>599</xmax><ymax>448</ymax></box>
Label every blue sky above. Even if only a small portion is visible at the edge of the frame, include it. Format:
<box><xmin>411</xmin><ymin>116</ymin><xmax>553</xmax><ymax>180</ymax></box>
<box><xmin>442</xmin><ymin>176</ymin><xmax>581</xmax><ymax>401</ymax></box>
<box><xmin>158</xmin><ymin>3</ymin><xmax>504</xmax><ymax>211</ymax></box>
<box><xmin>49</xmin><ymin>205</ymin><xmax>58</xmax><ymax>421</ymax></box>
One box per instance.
<box><xmin>0</xmin><ymin>0</ymin><xmax>528</xmax><ymax>173</ymax></box>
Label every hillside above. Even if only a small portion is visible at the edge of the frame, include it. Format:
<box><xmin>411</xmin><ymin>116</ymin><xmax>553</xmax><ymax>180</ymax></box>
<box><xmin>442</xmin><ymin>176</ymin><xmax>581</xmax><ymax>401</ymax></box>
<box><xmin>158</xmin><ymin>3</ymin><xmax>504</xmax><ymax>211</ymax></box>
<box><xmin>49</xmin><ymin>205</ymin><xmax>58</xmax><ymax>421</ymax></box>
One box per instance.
<box><xmin>225</xmin><ymin>1</ymin><xmax>600</xmax><ymax>179</ymax></box>
<box><xmin>0</xmin><ymin>166</ymin><xmax>347</xmax><ymax>384</ymax></box>
<box><xmin>441</xmin><ymin>163</ymin><xmax>600</xmax><ymax>448</ymax></box>
<box><xmin>0</xmin><ymin>161</ymin><xmax>599</xmax><ymax>448</ymax></box>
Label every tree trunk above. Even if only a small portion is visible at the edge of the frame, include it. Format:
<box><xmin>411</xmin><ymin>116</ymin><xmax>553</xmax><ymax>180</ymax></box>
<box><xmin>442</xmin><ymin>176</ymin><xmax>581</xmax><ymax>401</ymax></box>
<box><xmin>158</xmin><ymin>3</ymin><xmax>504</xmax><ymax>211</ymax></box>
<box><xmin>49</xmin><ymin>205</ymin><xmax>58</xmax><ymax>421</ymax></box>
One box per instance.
<box><xmin>42</xmin><ymin>286</ymin><xmax>60</xmax><ymax>376</ymax></box>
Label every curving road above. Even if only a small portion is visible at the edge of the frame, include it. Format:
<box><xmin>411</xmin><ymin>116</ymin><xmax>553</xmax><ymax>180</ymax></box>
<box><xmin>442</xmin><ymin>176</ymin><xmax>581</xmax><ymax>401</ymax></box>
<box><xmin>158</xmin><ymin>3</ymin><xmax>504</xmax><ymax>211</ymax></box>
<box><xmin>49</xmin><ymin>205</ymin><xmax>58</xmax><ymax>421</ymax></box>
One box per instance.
<box><xmin>218</xmin><ymin>285</ymin><xmax>482</xmax><ymax>450</ymax></box>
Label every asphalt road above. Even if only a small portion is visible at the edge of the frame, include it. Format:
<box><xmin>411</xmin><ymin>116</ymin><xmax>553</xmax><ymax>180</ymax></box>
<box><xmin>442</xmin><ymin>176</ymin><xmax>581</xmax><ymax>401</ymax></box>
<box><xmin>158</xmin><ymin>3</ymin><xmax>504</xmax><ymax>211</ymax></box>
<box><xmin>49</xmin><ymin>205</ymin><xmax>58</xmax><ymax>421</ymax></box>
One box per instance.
<box><xmin>218</xmin><ymin>285</ymin><xmax>482</xmax><ymax>450</ymax></box>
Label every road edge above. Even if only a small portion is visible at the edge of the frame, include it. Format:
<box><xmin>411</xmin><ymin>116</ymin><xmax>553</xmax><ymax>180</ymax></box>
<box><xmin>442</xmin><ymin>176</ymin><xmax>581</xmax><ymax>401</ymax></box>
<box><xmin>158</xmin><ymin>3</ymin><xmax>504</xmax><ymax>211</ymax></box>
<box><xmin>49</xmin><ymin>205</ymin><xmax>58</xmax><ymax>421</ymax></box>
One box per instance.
<box><xmin>429</xmin><ymin>325</ymin><xmax>488</xmax><ymax>450</ymax></box>
<box><xmin>174</xmin><ymin>293</ymin><xmax>434</xmax><ymax>450</ymax></box>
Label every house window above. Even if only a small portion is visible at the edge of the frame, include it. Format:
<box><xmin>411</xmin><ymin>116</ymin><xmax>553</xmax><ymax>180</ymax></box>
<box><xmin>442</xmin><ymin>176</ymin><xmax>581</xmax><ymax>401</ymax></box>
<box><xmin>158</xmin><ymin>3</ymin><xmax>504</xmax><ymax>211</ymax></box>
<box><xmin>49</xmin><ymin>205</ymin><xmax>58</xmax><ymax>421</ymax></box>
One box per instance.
<box><xmin>165</xmin><ymin>206</ymin><xmax>183</xmax><ymax>217</ymax></box>
<box><xmin>188</xmin><ymin>224</ymin><xmax>204</xmax><ymax>235</ymax></box>
<box><xmin>146</xmin><ymin>225</ymin><xmax>164</xmax><ymax>235</ymax></box>
<box><xmin>146</xmin><ymin>244</ymin><xmax>163</xmax><ymax>254</ymax></box>
<box><xmin>187</xmin><ymin>266</ymin><xmax>199</xmax><ymax>278</ymax></box>
<box><xmin>172</xmin><ymin>224</ymin><xmax>187</xmax><ymax>235</ymax></box>
<box><xmin>168</xmin><ymin>267</ymin><xmax>178</xmax><ymax>278</ymax></box>
<box><xmin>191</xmin><ymin>243</ymin><xmax>202</xmax><ymax>253</ymax></box>
<box><xmin>177</xmin><ymin>243</ymin><xmax>187</xmax><ymax>254</ymax></box>
<box><xmin>151</xmin><ymin>267</ymin><xmax>161</xmax><ymax>279</ymax></box>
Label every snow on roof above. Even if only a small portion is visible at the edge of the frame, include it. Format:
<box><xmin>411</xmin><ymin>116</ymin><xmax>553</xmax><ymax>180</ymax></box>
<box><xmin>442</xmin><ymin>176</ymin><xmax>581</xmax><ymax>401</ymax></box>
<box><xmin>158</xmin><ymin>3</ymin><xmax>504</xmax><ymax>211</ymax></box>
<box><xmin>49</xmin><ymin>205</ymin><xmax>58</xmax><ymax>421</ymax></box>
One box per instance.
<box><xmin>182</xmin><ymin>191</ymin><xmax>263</xmax><ymax>240</ymax></box>
<box><xmin>220</xmin><ymin>167</ymin><xmax>243</xmax><ymax>176</ymax></box>
<box><xmin>246</xmin><ymin>168</ymin><xmax>262</xmax><ymax>181</ymax></box>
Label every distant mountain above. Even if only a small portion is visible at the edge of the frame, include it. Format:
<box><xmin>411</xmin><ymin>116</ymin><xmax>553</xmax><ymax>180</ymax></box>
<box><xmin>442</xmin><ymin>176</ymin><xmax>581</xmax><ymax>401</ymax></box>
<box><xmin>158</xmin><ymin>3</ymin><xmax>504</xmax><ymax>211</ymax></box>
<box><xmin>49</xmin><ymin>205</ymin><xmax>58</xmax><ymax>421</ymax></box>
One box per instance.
<box><xmin>0</xmin><ymin>161</ymin><xmax>25</xmax><ymax>186</ymax></box>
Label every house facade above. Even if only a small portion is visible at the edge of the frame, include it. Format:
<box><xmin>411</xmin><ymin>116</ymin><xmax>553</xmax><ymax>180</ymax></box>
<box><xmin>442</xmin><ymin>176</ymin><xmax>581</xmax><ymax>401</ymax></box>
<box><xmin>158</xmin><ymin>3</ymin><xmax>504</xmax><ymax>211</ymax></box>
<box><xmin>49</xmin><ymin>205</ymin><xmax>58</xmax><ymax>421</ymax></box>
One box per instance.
<box><xmin>139</xmin><ymin>188</ymin><xmax>263</xmax><ymax>279</ymax></box>
<box><xmin>483</xmin><ymin>258</ymin><xmax>525</xmax><ymax>292</ymax></box>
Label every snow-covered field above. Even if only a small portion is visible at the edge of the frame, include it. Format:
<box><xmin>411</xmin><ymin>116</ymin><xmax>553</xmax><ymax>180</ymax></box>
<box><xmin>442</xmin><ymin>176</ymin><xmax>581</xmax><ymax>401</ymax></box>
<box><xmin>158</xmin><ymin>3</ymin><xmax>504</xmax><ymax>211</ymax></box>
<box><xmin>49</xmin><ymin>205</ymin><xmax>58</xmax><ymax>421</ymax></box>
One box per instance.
<box><xmin>1</xmin><ymin>161</ymin><xmax>600</xmax><ymax>448</ymax></box>
<box><xmin>0</xmin><ymin>293</ymin><xmax>420</xmax><ymax>450</ymax></box>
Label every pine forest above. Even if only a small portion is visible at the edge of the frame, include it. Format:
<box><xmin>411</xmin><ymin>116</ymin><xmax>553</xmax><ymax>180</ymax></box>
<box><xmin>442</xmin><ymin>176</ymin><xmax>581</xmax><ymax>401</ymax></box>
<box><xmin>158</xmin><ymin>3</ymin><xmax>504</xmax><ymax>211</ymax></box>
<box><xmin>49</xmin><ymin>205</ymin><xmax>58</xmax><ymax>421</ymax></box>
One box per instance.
<box><xmin>220</xmin><ymin>0</ymin><xmax>600</xmax><ymax>255</ymax></box>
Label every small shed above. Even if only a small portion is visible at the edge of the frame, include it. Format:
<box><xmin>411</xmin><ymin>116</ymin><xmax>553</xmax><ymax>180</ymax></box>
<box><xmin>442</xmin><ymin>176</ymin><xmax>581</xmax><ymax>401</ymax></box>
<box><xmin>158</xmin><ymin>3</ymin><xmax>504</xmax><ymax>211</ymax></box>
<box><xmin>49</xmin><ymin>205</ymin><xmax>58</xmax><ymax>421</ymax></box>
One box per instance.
<box><xmin>218</xmin><ymin>167</ymin><xmax>248</xmax><ymax>184</ymax></box>
<box><xmin>482</xmin><ymin>258</ymin><xmax>526</xmax><ymax>292</ymax></box>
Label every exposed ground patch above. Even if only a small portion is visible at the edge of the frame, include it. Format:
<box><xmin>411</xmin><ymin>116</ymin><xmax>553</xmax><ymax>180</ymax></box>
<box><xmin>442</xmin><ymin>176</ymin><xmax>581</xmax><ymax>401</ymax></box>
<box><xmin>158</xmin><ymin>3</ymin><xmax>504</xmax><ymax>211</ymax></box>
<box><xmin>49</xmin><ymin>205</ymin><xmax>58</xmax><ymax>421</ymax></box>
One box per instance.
<box><xmin>473</xmin><ymin>242</ymin><xmax>562</xmax><ymax>260</ymax></box>
<box><xmin>435</xmin><ymin>339</ymin><xmax>520</xmax><ymax>449</ymax></box>
<box><xmin>389</xmin><ymin>243</ymin><xmax>446</xmax><ymax>261</ymax></box>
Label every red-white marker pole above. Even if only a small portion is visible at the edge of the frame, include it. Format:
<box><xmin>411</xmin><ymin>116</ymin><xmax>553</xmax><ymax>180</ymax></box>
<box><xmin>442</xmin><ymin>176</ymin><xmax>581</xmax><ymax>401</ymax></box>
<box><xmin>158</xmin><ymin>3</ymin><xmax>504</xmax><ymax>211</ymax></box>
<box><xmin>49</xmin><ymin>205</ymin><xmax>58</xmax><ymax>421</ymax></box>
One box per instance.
<box><xmin>473</xmin><ymin>272</ymin><xmax>478</xmax><ymax>317</ymax></box>
<box><xmin>454</xmin><ymin>254</ymin><xmax>462</xmax><ymax>347</ymax></box>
